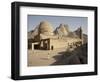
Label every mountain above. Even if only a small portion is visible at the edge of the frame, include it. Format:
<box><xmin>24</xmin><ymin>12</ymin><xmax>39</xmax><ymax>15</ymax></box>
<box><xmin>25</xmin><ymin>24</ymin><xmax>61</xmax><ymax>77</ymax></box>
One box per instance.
<box><xmin>67</xmin><ymin>32</ymin><xmax>78</xmax><ymax>38</ymax></box>
<box><xmin>74</xmin><ymin>27</ymin><xmax>82</xmax><ymax>37</ymax></box>
<box><xmin>28</xmin><ymin>21</ymin><xmax>87</xmax><ymax>44</ymax></box>
<box><xmin>28</xmin><ymin>25</ymin><xmax>39</xmax><ymax>39</ymax></box>
<box><xmin>82</xmin><ymin>34</ymin><xmax>88</xmax><ymax>44</ymax></box>
<box><xmin>67</xmin><ymin>27</ymin><xmax>82</xmax><ymax>38</ymax></box>
<box><xmin>73</xmin><ymin>27</ymin><xmax>87</xmax><ymax>43</ymax></box>
<box><xmin>54</xmin><ymin>24</ymin><xmax>69</xmax><ymax>36</ymax></box>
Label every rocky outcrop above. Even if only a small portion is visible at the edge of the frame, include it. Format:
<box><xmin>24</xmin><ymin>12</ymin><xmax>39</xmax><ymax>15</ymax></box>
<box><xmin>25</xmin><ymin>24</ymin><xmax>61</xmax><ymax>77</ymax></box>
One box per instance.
<box><xmin>54</xmin><ymin>24</ymin><xmax>69</xmax><ymax>36</ymax></box>
<box><xmin>74</xmin><ymin>27</ymin><xmax>82</xmax><ymax>38</ymax></box>
<box><xmin>28</xmin><ymin>25</ymin><xmax>39</xmax><ymax>39</ymax></box>
<box><xmin>28</xmin><ymin>21</ymin><xmax>87</xmax><ymax>43</ymax></box>
<box><xmin>74</xmin><ymin>27</ymin><xmax>87</xmax><ymax>43</ymax></box>
<box><xmin>67</xmin><ymin>32</ymin><xmax>78</xmax><ymax>38</ymax></box>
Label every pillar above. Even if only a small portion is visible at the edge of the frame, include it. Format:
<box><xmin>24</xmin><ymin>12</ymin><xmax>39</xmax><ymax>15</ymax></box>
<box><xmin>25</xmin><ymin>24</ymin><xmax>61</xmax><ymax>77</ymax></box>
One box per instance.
<box><xmin>32</xmin><ymin>43</ymin><xmax>34</xmax><ymax>50</ymax></box>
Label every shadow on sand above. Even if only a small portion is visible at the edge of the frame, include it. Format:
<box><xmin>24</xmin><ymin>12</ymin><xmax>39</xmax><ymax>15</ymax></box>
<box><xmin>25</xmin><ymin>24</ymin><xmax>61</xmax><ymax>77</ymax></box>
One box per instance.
<box><xmin>50</xmin><ymin>43</ymin><xmax>88</xmax><ymax>65</ymax></box>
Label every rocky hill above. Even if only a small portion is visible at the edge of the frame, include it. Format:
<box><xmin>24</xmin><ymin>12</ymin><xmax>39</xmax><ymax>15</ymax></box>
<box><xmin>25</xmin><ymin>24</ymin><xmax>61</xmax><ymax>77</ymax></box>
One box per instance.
<box><xmin>28</xmin><ymin>21</ymin><xmax>87</xmax><ymax>43</ymax></box>
<box><xmin>54</xmin><ymin>24</ymin><xmax>69</xmax><ymax>36</ymax></box>
<box><xmin>28</xmin><ymin>25</ymin><xmax>39</xmax><ymax>39</ymax></box>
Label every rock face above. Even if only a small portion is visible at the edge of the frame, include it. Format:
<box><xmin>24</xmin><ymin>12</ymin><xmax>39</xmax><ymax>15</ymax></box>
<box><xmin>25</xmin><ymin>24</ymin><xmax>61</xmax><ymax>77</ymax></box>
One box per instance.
<box><xmin>28</xmin><ymin>30</ymin><xmax>33</xmax><ymax>39</ymax></box>
<box><xmin>74</xmin><ymin>27</ymin><xmax>87</xmax><ymax>43</ymax></box>
<box><xmin>28</xmin><ymin>25</ymin><xmax>39</xmax><ymax>39</ymax></box>
<box><xmin>38</xmin><ymin>21</ymin><xmax>54</xmax><ymax>35</ymax></box>
<box><xmin>67</xmin><ymin>32</ymin><xmax>78</xmax><ymax>38</ymax></box>
<box><xmin>74</xmin><ymin>27</ymin><xmax>82</xmax><ymax>38</ymax></box>
<box><xmin>54</xmin><ymin>24</ymin><xmax>69</xmax><ymax>36</ymax></box>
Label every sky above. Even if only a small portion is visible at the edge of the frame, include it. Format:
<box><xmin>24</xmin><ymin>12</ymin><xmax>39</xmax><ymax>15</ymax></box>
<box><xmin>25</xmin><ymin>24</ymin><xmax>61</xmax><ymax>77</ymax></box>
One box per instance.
<box><xmin>28</xmin><ymin>15</ymin><xmax>88</xmax><ymax>34</ymax></box>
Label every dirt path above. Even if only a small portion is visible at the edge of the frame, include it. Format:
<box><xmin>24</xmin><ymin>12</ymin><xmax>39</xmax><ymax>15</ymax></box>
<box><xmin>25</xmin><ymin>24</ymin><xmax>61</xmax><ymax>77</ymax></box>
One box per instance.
<box><xmin>28</xmin><ymin>48</ymin><xmax>67</xmax><ymax>66</ymax></box>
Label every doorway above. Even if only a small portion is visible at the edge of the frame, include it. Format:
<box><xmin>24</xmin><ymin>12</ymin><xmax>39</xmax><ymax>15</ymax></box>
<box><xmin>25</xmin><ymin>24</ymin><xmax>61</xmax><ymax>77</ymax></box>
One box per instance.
<box><xmin>51</xmin><ymin>45</ymin><xmax>54</xmax><ymax>50</ymax></box>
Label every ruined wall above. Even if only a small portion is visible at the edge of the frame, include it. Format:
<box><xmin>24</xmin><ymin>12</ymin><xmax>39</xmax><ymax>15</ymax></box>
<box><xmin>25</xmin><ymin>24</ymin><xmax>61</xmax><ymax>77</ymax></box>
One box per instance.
<box><xmin>50</xmin><ymin>39</ymin><xmax>68</xmax><ymax>49</ymax></box>
<box><xmin>49</xmin><ymin>38</ymin><xmax>82</xmax><ymax>50</ymax></box>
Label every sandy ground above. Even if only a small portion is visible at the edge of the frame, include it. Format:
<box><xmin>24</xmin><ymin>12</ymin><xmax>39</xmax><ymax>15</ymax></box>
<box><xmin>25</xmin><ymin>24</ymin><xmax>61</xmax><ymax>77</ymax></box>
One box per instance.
<box><xmin>28</xmin><ymin>48</ymin><xmax>68</xmax><ymax>66</ymax></box>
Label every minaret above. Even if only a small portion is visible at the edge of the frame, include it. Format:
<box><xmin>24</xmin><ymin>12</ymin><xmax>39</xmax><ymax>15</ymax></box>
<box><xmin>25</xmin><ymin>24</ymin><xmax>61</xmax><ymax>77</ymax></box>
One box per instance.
<box><xmin>79</xmin><ymin>26</ymin><xmax>83</xmax><ymax>44</ymax></box>
<box><xmin>79</xmin><ymin>26</ymin><xmax>82</xmax><ymax>39</ymax></box>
